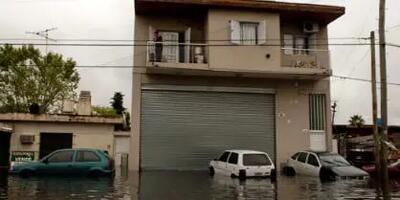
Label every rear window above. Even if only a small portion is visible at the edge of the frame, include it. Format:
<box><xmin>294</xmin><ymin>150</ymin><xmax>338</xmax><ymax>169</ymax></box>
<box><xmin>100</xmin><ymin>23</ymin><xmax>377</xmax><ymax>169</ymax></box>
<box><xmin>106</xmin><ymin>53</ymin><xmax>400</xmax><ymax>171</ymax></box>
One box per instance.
<box><xmin>76</xmin><ymin>151</ymin><xmax>101</xmax><ymax>162</ymax></box>
<box><xmin>243</xmin><ymin>154</ymin><xmax>271</xmax><ymax>166</ymax></box>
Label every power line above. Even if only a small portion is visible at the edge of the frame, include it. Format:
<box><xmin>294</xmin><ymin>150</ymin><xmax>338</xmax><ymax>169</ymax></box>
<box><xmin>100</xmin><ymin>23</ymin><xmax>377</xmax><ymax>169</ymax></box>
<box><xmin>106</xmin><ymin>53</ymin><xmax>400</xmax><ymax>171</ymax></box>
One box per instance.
<box><xmin>332</xmin><ymin>75</ymin><xmax>400</xmax><ymax>86</ymax></box>
<box><xmin>0</xmin><ymin>37</ymin><xmax>370</xmax><ymax>42</ymax></box>
<box><xmin>0</xmin><ymin>42</ymin><xmax>373</xmax><ymax>47</ymax></box>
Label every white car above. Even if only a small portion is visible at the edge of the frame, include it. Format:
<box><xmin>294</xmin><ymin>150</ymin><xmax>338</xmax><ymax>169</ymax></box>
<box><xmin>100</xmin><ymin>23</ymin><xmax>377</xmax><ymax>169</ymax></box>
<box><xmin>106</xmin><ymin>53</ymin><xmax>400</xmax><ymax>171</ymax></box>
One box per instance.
<box><xmin>209</xmin><ymin>150</ymin><xmax>275</xmax><ymax>179</ymax></box>
<box><xmin>284</xmin><ymin>151</ymin><xmax>369</xmax><ymax>180</ymax></box>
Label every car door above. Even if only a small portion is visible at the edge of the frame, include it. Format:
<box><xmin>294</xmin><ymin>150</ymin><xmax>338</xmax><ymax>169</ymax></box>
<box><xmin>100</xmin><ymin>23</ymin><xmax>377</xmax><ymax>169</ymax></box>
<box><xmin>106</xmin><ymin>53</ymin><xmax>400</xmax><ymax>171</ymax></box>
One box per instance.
<box><xmin>38</xmin><ymin>150</ymin><xmax>75</xmax><ymax>175</ymax></box>
<box><xmin>294</xmin><ymin>152</ymin><xmax>308</xmax><ymax>175</ymax></box>
<box><xmin>216</xmin><ymin>151</ymin><xmax>230</xmax><ymax>175</ymax></box>
<box><xmin>303</xmin><ymin>153</ymin><xmax>321</xmax><ymax>177</ymax></box>
<box><xmin>226</xmin><ymin>152</ymin><xmax>239</xmax><ymax>176</ymax></box>
<box><xmin>74</xmin><ymin>150</ymin><xmax>102</xmax><ymax>175</ymax></box>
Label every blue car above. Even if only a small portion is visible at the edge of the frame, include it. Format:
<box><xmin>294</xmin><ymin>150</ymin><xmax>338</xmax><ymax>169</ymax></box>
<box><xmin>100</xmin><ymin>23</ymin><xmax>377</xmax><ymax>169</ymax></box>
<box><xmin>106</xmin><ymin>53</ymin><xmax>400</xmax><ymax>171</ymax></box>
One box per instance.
<box><xmin>10</xmin><ymin>148</ymin><xmax>115</xmax><ymax>178</ymax></box>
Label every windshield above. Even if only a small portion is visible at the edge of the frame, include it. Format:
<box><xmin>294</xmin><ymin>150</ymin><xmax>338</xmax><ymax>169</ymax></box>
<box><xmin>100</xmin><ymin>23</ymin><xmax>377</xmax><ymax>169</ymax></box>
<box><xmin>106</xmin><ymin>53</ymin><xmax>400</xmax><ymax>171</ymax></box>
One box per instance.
<box><xmin>319</xmin><ymin>154</ymin><xmax>351</xmax><ymax>167</ymax></box>
<box><xmin>243</xmin><ymin>154</ymin><xmax>271</xmax><ymax>166</ymax></box>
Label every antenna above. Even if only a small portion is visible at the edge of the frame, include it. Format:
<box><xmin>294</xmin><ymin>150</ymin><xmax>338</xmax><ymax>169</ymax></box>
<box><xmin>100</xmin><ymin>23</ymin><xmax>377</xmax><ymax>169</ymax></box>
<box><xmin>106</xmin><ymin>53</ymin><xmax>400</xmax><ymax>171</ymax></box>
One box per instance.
<box><xmin>26</xmin><ymin>27</ymin><xmax>57</xmax><ymax>55</ymax></box>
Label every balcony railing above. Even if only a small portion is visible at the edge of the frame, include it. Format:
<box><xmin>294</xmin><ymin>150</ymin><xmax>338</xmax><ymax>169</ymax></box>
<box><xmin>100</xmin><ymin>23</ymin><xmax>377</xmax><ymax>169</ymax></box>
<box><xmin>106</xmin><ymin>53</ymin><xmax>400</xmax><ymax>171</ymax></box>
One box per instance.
<box><xmin>281</xmin><ymin>48</ymin><xmax>330</xmax><ymax>69</ymax></box>
<box><xmin>147</xmin><ymin>41</ymin><xmax>208</xmax><ymax>65</ymax></box>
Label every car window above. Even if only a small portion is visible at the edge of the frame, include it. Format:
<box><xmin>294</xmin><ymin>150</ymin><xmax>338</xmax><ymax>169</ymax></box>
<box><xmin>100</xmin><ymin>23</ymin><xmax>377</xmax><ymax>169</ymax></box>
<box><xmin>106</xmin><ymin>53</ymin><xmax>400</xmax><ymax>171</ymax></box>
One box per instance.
<box><xmin>297</xmin><ymin>152</ymin><xmax>308</xmax><ymax>163</ymax></box>
<box><xmin>76</xmin><ymin>151</ymin><xmax>101</xmax><ymax>162</ymax></box>
<box><xmin>307</xmin><ymin>154</ymin><xmax>320</xmax><ymax>167</ymax></box>
<box><xmin>48</xmin><ymin>151</ymin><xmax>74</xmax><ymax>163</ymax></box>
<box><xmin>291</xmin><ymin>153</ymin><xmax>300</xmax><ymax>160</ymax></box>
<box><xmin>219</xmin><ymin>152</ymin><xmax>230</xmax><ymax>162</ymax></box>
<box><xmin>243</xmin><ymin>154</ymin><xmax>271</xmax><ymax>166</ymax></box>
<box><xmin>228</xmin><ymin>153</ymin><xmax>239</xmax><ymax>164</ymax></box>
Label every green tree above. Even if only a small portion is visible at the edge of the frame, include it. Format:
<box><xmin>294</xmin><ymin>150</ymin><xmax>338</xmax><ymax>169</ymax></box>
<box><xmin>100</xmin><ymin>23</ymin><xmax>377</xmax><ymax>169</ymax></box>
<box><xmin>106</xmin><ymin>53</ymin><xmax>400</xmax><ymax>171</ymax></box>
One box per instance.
<box><xmin>0</xmin><ymin>44</ymin><xmax>80</xmax><ymax>113</ymax></box>
<box><xmin>92</xmin><ymin>106</ymin><xmax>118</xmax><ymax>117</ymax></box>
<box><xmin>349</xmin><ymin>114</ymin><xmax>365</xmax><ymax>127</ymax></box>
<box><xmin>111</xmin><ymin>92</ymin><xmax>125</xmax><ymax>115</ymax></box>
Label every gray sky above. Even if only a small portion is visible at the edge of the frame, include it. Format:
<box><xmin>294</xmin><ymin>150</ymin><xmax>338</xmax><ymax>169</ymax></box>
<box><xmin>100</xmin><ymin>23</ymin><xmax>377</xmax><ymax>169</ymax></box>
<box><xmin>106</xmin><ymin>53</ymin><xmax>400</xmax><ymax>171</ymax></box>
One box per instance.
<box><xmin>0</xmin><ymin>0</ymin><xmax>399</xmax><ymax>125</ymax></box>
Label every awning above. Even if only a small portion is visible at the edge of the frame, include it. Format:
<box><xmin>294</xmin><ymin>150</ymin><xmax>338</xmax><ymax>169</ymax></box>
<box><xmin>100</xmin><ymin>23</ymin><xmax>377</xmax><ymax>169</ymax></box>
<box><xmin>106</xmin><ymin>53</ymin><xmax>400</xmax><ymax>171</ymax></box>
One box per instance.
<box><xmin>0</xmin><ymin>122</ymin><xmax>13</xmax><ymax>133</ymax></box>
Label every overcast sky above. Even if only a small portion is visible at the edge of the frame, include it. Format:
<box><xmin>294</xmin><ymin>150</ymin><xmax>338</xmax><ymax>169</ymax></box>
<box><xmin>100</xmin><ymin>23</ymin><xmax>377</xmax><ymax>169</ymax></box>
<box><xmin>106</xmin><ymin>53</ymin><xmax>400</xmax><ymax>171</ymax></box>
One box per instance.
<box><xmin>0</xmin><ymin>0</ymin><xmax>399</xmax><ymax>125</ymax></box>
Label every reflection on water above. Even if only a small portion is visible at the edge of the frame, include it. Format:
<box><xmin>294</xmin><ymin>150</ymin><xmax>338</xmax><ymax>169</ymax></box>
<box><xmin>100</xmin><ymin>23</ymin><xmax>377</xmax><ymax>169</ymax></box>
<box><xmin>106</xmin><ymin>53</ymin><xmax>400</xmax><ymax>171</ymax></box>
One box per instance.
<box><xmin>2</xmin><ymin>169</ymin><xmax>400</xmax><ymax>200</ymax></box>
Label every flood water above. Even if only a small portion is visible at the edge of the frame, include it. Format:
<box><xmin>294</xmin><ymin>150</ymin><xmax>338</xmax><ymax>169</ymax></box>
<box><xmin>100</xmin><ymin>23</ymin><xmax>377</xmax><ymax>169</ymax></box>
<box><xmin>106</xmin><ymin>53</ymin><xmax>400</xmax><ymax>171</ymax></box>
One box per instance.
<box><xmin>2</xmin><ymin>169</ymin><xmax>400</xmax><ymax>200</ymax></box>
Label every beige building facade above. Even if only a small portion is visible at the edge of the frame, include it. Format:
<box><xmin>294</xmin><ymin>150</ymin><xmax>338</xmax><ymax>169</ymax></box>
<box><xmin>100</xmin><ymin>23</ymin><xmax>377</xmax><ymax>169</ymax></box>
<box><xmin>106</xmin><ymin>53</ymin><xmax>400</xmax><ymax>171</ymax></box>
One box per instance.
<box><xmin>0</xmin><ymin>113</ymin><xmax>123</xmax><ymax>164</ymax></box>
<box><xmin>131</xmin><ymin>0</ymin><xmax>345</xmax><ymax>171</ymax></box>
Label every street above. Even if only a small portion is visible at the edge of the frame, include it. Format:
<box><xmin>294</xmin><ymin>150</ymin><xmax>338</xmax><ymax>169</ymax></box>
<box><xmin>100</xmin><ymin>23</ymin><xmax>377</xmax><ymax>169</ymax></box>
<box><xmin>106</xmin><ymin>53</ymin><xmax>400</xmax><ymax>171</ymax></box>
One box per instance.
<box><xmin>2</xmin><ymin>170</ymin><xmax>400</xmax><ymax>200</ymax></box>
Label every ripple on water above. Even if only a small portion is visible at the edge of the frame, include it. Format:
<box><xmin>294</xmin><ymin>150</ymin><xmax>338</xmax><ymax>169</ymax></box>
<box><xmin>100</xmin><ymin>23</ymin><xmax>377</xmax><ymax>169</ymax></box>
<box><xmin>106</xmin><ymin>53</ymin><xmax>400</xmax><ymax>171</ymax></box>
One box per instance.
<box><xmin>1</xmin><ymin>171</ymin><xmax>400</xmax><ymax>199</ymax></box>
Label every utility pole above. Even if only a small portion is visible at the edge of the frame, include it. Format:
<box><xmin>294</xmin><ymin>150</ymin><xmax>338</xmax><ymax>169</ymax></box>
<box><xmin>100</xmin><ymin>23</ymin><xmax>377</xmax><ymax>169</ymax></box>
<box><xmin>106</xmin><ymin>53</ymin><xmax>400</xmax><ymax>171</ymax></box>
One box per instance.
<box><xmin>379</xmin><ymin>0</ymin><xmax>390</xmax><ymax>199</ymax></box>
<box><xmin>370</xmin><ymin>31</ymin><xmax>381</xmax><ymax>193</ymax></box>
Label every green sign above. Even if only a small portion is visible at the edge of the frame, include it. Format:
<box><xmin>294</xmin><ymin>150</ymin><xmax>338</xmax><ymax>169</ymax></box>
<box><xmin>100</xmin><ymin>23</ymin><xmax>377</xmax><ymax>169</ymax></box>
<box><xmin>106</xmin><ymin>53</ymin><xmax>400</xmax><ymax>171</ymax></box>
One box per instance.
<box><xmin>11</xmin><ymin>151</ymin><xmax>35</xmax><ymax>162</ymax></box>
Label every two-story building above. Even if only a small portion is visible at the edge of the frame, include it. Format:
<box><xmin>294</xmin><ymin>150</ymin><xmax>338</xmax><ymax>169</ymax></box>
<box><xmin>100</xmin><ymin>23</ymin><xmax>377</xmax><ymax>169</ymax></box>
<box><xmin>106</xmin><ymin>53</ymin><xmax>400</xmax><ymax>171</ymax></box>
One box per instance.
<box><xmin>131</xmin><ymin>0</ymin><xmax>345</xmax><ymax>171</ymax></box>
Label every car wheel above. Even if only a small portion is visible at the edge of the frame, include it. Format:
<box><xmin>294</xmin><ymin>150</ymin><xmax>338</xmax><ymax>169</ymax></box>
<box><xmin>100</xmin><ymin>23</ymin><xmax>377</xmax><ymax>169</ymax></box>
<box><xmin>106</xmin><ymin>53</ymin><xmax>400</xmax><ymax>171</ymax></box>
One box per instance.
<box><xmin>283</xmin><ymin>166</ymin><xmax>296</xmax><ymax>176</ymax></box>
<box><xmin>320</xmin><ymin>167</ymin><xmax>336</xmax><ymax>181</ymax></box>
<box><xmin>238</xmin><ymin>170</ymin><xmax>246</xmax><ymax>180</ymax></box>
<box><xmin>209</xmin><ymin>167</ymin><xmax>215</xmax><ymax>176</ymax></box>
<box><xmin>270</xmin><ymin>169</ymin><xmax>277</xmax><ymax>182</ymax></box>
<box><xmin>20</xmin><ymin>170</ymin><xmax>35</xmax><ymax>178</ymax></box>
<box><xmin>89</xmin><ymin>170</ymin><xmax>103</xmax><ymax>178</ymax></box>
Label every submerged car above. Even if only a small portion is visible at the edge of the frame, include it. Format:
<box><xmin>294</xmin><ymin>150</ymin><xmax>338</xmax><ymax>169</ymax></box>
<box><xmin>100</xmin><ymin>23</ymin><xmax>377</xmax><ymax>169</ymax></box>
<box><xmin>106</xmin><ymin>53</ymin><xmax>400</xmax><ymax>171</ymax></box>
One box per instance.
<box><xmin>209</xmin><ymin>150</ymin><xmax>275</xmax><ymax>180</ymax></box>
<box><xmin>10</xmin><ymin>148</ymin><xmax>114</xmax><ymax>178</ymax></box>
<box><xmin>362</xmin><ymin>159</ymin><xmax>400</xmax><ymax>178</ymax></box>
<box><xmin>284</xmin><ymin>151</ymin><xmax>368</xmax><ymax>180</ymax></box>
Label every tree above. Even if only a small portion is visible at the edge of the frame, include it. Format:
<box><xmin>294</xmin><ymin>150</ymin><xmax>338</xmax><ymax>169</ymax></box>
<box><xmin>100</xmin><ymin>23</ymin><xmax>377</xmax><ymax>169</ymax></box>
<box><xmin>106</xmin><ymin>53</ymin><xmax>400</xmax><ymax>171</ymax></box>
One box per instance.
<box><xmin>92</xmin><ymin>106</ymin><xmax>118</xmax><ymax>117</ymax></box>
<box><xmin>110</xmin><ymin>92</ymin><xmax>125</xmax><ymax>115</ymax></box>
<box><xmin>0</xmin><ymin>44</ymin><xmax>80</xmax><ymax>113</ymax></box>
<box><xmin>349</xmin><ymin>114</ymin><xmax>365</xmax><ymax>127</ymax></box>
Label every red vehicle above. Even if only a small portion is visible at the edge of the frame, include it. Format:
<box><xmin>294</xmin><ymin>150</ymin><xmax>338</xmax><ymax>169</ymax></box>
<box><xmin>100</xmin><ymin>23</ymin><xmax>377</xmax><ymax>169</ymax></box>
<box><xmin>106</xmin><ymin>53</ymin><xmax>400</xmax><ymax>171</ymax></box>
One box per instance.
<box><xmin>362</xmin><ymin>159</ymin><xmax>400</xmax><ymax>178</ymax></box>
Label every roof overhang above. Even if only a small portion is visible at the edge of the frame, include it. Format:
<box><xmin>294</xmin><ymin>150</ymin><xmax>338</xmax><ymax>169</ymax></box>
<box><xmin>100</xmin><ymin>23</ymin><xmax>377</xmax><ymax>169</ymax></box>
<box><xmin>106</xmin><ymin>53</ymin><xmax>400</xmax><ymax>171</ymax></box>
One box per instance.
<box><xmin>135</xmin><ymin>0</ymin><xmax>345</xmax><ymax>24</ymax></box>
<box><xmin>0</xmin><ymin>113</ymin><xmax>124</xmax><ymax>125</ymax></box>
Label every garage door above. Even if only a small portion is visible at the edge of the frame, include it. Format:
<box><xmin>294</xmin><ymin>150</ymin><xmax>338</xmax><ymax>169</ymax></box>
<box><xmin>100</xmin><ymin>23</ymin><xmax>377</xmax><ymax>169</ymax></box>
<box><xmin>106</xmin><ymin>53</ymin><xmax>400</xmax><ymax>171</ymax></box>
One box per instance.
<box><xmin>141</xmin><ymin>87</ymin><xmax>275</xmax><ymax>171</ymax></box>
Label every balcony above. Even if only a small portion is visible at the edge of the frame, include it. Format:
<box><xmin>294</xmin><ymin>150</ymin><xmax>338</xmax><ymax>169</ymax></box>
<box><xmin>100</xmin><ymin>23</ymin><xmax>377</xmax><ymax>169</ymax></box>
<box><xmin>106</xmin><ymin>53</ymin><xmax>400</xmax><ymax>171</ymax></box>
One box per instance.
<box><xmin>146</xmin><ymin>41</ymin><xmax>209</xmax><ymax>70</ymax></box>
<box><xmin>281</xmin><ymin>48</ymin><xmax>331</xmax><ymax>76</ymax></box>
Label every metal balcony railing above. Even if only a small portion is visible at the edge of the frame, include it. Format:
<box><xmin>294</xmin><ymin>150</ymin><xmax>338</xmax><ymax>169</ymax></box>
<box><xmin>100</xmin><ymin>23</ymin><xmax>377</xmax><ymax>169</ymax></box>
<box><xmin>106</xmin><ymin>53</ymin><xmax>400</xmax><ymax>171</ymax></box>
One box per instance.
<box><xmin>147</xmin><ymin>41</ymin><xmax>208</xmax><ymax>64</ymax></box>
<box><xmin>281</xmin><ymin>48</ymin><xmax>330</xmax><ymax>69</ymax></box>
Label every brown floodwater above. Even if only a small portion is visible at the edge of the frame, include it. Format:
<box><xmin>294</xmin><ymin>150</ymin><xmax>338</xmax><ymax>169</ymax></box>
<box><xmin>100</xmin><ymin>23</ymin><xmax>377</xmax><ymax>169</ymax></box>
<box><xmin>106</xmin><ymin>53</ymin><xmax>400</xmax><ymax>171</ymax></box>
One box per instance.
<box><xmin>2</xmin><ymin>169</ymin><xmax>400</xmax><ymax>200</ymax></box>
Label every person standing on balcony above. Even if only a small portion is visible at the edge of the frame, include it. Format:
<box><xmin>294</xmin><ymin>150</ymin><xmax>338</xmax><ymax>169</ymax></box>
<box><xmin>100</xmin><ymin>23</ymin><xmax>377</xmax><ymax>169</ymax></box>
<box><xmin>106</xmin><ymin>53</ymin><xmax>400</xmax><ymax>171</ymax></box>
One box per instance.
<box><xmin>154</xmin><ymin>30</ymin><xmax>163</xmax><ymax>62</ymax></box>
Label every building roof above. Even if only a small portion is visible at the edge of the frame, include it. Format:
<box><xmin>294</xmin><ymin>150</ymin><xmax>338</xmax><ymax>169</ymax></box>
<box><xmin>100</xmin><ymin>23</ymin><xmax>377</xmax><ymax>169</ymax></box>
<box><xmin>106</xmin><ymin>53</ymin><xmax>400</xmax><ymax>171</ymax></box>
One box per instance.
<box><xmin>0</xmin><ymin>113</ymin><xmax>124</xmax><ymax>125</ymax></box>
<box><xmin>135</xmin><ymin>0</ymin><xmax>345</xmax><ymax>24</ymax></box>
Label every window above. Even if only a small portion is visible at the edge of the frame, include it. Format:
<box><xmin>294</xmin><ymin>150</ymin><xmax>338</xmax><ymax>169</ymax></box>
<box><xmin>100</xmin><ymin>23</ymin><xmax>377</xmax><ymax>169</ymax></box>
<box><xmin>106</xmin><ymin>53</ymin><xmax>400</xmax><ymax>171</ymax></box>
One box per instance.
<box><xmin>219</xmin><ymin>152</ymin><xmax>230</xmax><ymax>162</ymax></box>
<box><xmin>240</xmin><ymin>22</ymin><xmax>258</xmax><ymax>45</ymax></box>
<box><xmin>307</xmin><ymin>154</ymin><xmax>320</xmax><ymax>167</ymax></box>
<box><xmin>283</xmin><ymin>33</ymin><xmax>316</xmax><ymax>55</ymax></box>
<box><xmin>243</xmin><ymin>154</ymin><xmax>271</xmax><ymax>166</ymax></box>
<box><xmin>228</xmin><ymin>153</ymin><xmax>239</xmax><ymax>164</ymax></box>
<box><xmin>309</xmin><ymin>94</ymin><xmax>326</xmax><ymax>131</ymax></box>
<box><xmin>297</xmin><ymin>152</ymin><xmax>308</xmax><ymax>163</ymax></box>
<box><xmin>291</xmin><ymin>153</ymin><xmax>300</xmax><ymax>160</ymax></box>
<box><xmin>76</xmin><ymin>151</ymin><xmax>101</xmax><ymax>162</ymax></box>
<box><xmin>48</xmin><ymin>151</ymin><xmax>74</xmax><ymax>163</ymax></box>
<box><xmin>230</xmin><ymin>20</ymin><xmax>266</xmax><ymax>45</ymax></box>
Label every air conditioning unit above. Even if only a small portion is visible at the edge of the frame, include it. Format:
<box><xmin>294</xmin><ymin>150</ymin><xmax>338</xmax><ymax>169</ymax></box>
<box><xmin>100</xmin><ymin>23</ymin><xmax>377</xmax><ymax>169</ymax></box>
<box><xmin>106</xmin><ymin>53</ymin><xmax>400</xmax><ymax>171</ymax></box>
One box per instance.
<box><xmin>20</xmin><ymin>135</ymin><xmax>35</xmax><ymax>144</ymax></box>
<box><xmin>303</xmin><ymin>21</ymin><xmax>319</xmax><ymax>33</ymax></box>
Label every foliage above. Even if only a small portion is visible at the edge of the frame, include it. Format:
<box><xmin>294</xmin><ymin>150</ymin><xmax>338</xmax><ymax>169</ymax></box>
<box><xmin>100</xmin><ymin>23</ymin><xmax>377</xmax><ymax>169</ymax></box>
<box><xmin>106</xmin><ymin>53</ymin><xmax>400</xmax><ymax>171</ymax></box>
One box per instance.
<box><xmin>92</xmin><ymin>106</ymin><xmax>118</xmax><ymax>117</ymax></box>
<box><xmin>0</xmin><ymin>44</ymin><xmax>80</xmax><ymax>113</ymax></box>
<box><xmin>349</xmin><ymin>114</ymin><xmax>365</xmax><ymax>127</ymax></box>
<box><xmin>124</xmin><ymin>111</ymin><xmax>131</xmax><ymax>130</ymax></box>
<box><xmin>110</xmin><ymin>92</ymin><xmax>125</xmax><ymax>115</ymax></box>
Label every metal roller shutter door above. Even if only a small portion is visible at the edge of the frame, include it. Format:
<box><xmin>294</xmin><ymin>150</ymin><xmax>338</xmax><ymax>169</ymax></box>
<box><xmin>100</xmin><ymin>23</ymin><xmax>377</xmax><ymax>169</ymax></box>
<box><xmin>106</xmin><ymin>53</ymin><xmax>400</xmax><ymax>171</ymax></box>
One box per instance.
<box><xmin>141</xmin><ymin>89</ymin><xmax>275</xmax><ymax>170</ymax></box>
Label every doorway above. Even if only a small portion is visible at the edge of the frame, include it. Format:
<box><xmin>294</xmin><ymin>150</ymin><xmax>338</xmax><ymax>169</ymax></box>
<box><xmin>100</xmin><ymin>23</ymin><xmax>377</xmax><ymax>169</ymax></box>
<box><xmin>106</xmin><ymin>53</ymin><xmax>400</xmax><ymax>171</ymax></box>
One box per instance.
<box><xmin>0</xmin><ymin>132</ymin><xmax>11</xmax><ymax>167</ymax></box>
<box><xmin>39</xmin><ymin>133</ymin><xmax>73</xmax><ymax>159</ymax></box>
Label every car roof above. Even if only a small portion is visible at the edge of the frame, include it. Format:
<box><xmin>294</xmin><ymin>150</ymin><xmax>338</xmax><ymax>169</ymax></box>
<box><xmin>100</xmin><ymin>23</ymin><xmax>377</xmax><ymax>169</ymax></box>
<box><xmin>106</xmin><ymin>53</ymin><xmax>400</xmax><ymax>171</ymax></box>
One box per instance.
<box><xmin>225</xmin><ymin>150</ymin><xmax>268</xmax><ymax>154</ymax></box>
<box><xmin>54</xmin><ymin>148</ymin><xmax>103</xmax><ymax>152</ymax></box>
